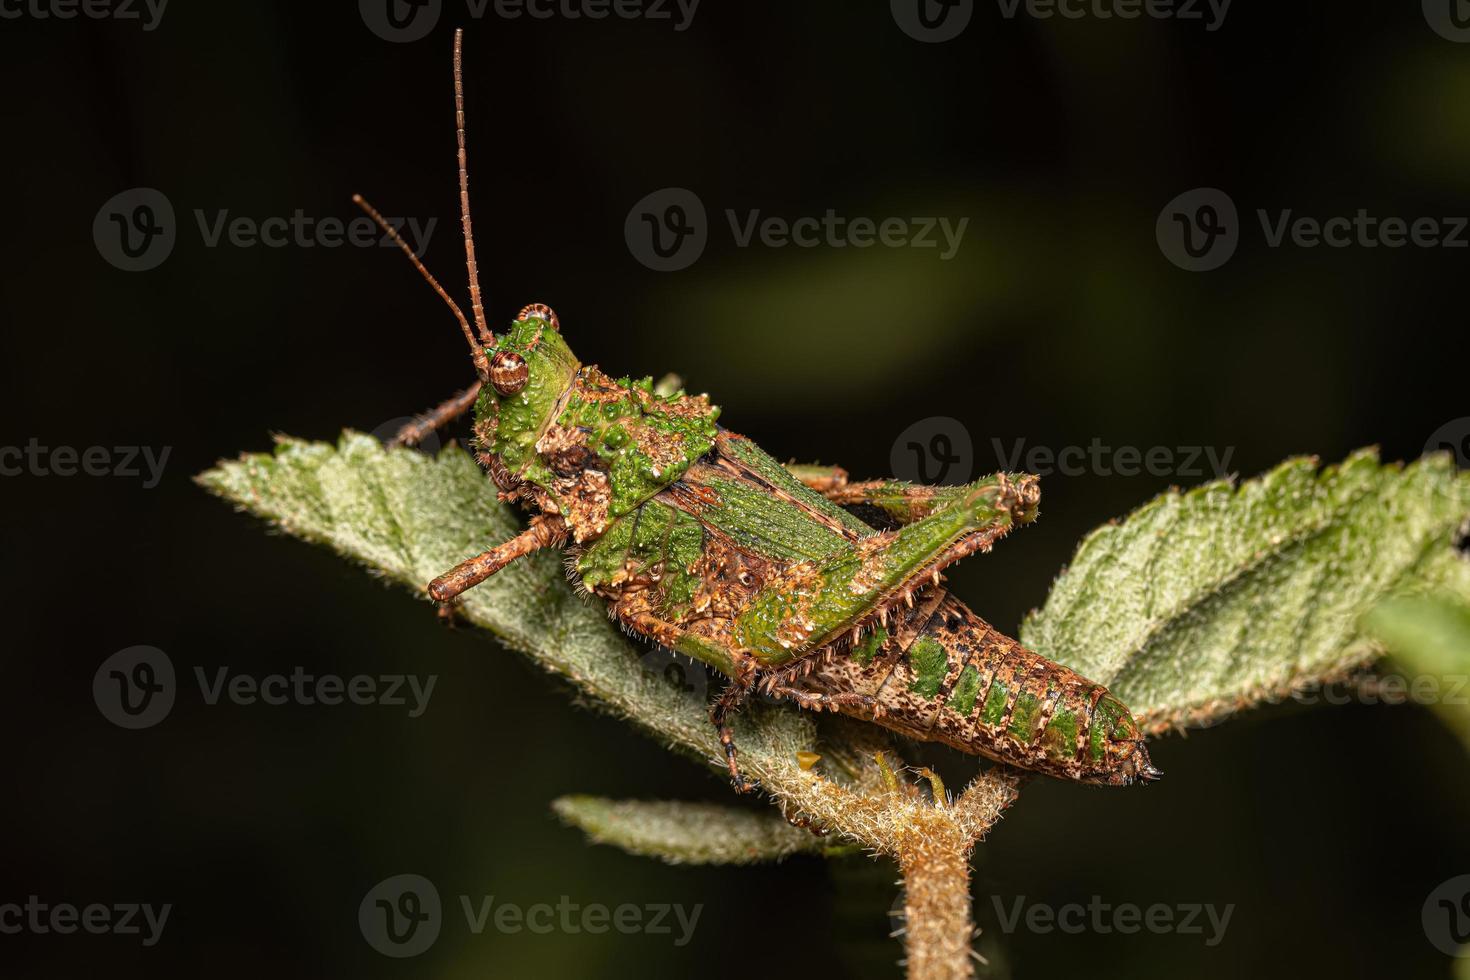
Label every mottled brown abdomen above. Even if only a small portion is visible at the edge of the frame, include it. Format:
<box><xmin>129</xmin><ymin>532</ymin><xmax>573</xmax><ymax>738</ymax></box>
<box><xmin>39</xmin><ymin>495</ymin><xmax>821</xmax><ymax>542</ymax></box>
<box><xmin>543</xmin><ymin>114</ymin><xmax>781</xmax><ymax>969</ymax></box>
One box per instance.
<box><xmin>784</xmin><ymin>591</ymin><xmax>1157</xmax><ymax>785</ymax></box>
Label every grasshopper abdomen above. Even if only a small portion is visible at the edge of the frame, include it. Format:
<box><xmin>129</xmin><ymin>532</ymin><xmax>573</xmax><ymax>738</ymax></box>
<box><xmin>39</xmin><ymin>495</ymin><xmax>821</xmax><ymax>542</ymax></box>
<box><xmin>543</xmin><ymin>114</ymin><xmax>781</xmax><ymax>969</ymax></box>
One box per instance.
<box><xmin>787</xmin><ymin>592</ymin><xmax>1157</xmax><ymax>785</ymax></box>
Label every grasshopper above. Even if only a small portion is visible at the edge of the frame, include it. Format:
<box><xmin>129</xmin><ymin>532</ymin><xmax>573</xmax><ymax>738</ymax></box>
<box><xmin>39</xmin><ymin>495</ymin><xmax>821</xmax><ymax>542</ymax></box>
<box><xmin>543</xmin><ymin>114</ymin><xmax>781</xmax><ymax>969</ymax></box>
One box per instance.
<box><xmin>355</xmin><ymin>30</ymin><xmax>1158</xmax><ymax>791</ymax></box>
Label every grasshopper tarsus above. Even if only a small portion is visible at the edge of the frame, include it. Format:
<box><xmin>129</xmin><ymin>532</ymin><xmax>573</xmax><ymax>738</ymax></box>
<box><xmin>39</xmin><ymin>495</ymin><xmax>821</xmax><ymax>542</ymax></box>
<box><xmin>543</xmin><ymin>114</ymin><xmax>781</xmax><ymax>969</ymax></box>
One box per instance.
<box><xmin>728</xmin><ymin>774</ymin><xmax>762</xmax><ymax>795</ymax></box>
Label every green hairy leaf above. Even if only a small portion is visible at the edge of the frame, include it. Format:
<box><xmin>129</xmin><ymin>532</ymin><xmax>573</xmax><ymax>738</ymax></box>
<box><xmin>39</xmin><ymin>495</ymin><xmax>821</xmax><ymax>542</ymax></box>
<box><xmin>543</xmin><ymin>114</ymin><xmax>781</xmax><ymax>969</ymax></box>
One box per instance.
<box><xmin>552</xmin><ymin>796</ymin><xmax>825</xmax><ymax>864</ymax></box>
<box><xmin>1366</xmin><ymin>593</ymin><xmax>1470</xmax><ymax>746</ymax></box>
<box><xmin>1022</xmin><ymin>449</ymin><xmax>1470</xmax><ymax>732</ymax></box>
<box><xmin>200</xmin><ymin>434</ymin><xmax>1470</xmax><ymax>883</ymax></box>
<box><xmin>199</xmin><ymin>433</ymin><xmax>1014</xmax><ymax>872</ymax></box>
<box><xmin>196</xmin><ymin>433</ymin><xmax>817</xmax><ymax>779</ymax></box>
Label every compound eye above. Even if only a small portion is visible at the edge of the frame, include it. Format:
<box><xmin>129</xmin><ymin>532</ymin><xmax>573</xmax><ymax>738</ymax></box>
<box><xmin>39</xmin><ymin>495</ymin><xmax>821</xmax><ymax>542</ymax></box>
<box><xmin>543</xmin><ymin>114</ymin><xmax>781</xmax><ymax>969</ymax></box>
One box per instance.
<box><xmin>516</xmin><ymin>303</ymin><xmax>560</xmax><ymax>332</ymax></box>
<box><xmin>489</xmin><ymin>350</ymin><xmax>528</xmax><ymax>396</ymax></box>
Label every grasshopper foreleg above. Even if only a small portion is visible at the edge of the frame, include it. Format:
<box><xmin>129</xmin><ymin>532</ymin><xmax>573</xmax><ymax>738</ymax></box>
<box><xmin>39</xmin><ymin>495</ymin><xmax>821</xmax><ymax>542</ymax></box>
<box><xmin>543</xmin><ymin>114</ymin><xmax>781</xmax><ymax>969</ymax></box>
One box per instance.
<box><xmin>428</xmin><ymin>515</ymin><xmax>566</xmax><ymax>602</ymax></box>
<box><xmin>710</xmin><ymin>679</ymin><xmax>761</xmax><ymax>794</ymax></box>
<box><xmin>390</xmin><ymin>380</ymin><xmax>484</xmax><ymax>448</ymax></box>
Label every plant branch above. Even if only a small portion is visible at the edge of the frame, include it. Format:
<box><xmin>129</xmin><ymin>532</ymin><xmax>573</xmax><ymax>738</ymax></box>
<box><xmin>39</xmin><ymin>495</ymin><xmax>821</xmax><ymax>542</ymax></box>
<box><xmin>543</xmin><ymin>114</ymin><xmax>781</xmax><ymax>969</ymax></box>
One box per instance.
<box><xmin>199</xmin><ymin>436</ymin><xmax>1470</xmax><ymax>980</ymax></box>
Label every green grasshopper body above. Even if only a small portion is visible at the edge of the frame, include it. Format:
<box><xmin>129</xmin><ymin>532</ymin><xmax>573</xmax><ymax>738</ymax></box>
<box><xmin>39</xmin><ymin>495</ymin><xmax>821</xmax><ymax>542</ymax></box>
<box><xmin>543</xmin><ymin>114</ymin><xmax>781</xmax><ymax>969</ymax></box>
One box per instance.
<box><xmin>429</xmin><ymin>312</ymin><xmax>1156</xmax><ymax>788</ymax></box>
<box><xmin>362</xmin><ymin>31</ymin><xmax>1157</xmax><ymax>791</ymax></box>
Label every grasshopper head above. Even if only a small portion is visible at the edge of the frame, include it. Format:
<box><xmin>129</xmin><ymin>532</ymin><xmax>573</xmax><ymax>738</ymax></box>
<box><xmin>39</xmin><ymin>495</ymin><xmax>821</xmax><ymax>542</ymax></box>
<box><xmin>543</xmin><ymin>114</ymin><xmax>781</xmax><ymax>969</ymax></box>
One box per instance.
<box><xmin>473</xmin><ymin>304</ymin><xmax>581</xmax><ymax>478</ymax></box>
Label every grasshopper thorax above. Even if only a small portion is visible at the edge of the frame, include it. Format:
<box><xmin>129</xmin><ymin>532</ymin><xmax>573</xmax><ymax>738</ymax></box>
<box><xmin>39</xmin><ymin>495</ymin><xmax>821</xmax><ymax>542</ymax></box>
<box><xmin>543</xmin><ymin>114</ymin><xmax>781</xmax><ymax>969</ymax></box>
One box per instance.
<box><xmin>472</xmin><ymin>306</ymin><xmax>723</xmax><ymax>544</ymax></box>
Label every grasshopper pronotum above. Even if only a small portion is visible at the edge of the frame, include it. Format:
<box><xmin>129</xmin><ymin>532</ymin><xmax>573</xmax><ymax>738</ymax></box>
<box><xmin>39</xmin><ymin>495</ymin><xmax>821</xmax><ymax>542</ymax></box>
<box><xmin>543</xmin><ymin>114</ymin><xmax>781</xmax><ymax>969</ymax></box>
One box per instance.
<box><xmin>353</xmin><ymin>29</ymin><xmax>1158</xmax><ymax>791</ymax></box>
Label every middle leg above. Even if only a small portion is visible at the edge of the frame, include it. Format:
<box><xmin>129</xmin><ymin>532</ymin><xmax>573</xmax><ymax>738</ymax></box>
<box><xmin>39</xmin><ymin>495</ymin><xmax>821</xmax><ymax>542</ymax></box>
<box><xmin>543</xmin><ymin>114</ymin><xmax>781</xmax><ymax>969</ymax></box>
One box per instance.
<box><xmin>710</xmin><ymin>678</ymin><xmax>761</xmax><ymax>794</ymax></box>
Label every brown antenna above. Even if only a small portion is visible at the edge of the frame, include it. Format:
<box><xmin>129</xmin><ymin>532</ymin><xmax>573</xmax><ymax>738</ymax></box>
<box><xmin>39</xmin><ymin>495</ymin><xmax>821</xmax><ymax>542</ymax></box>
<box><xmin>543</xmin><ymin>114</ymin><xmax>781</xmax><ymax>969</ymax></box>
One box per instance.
<box><xmin>352</xmin><ymin>194</ymin><xmax>489</xmax><ymax>376</ymax></box>
<box><xmin>454</xmin><ymin>28</ymin><xmax>493</xmax><ymax>346</ymax></box>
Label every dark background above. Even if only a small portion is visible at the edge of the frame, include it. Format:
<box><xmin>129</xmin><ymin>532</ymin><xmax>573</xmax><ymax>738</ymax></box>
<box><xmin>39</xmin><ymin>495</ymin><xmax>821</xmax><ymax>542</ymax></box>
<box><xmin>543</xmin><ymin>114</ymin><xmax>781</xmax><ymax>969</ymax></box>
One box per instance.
<box><xmin>3</xmin><ymin>0</ymin><xmax>1469</xmax><ymax>976</ymax></box>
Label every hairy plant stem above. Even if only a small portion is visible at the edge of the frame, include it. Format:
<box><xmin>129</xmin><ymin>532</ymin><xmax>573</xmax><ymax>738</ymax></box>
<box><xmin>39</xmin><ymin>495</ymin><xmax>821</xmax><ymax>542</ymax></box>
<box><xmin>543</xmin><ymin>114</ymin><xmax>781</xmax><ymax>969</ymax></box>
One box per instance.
<box><xmin>897</xmin><ymin>831</ymin><xmax>979</xmax><ymax>980</ymax></box>
<box><xmin>889</xmin><ymin>772</ymin><xmax>1021</xmax><ymax>980</ymax></box>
